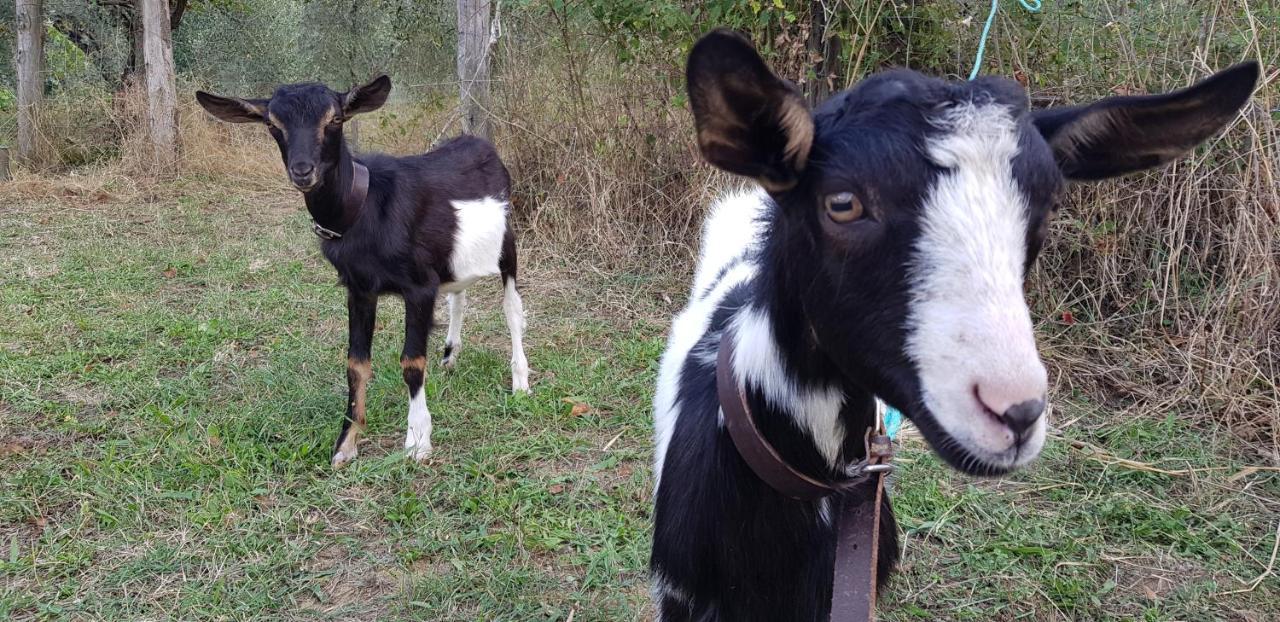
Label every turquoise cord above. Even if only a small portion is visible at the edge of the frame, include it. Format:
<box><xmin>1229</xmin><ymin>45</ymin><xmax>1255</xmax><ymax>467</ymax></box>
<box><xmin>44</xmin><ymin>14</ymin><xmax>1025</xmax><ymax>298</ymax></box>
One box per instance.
<box><xmin>879</xmin><ymin>400</ymin><xmax>904</xmax><ymax>441</ymax></box>
<box><xmin>969</xmin><ymin>0</ymin><xmax>1042</xmax><ymax>80</ymax></box>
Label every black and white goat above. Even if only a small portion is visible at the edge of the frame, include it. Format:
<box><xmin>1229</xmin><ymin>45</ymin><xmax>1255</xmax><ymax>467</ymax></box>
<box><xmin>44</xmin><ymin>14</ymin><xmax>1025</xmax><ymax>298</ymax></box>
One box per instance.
<box><xmin>651</xmin><ymin>30</ymin><xmax>1258</xmax><ymax>620</ymax></box>
<box><xmin>196</xmin><ymin>76</ymin><xmax>530</xmax><ymax>468</ymax></box>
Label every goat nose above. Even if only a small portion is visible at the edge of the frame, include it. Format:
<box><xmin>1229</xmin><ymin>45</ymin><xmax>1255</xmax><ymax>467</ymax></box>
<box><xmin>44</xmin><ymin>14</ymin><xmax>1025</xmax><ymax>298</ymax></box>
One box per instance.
<box><xmin>290</xmin><ymin>162</ymin><xmax>315</xmax><ymax>177</ymax></box>
<box><xmin>1001</xmin><ymin>398</ymin><xmax>1045</xmax><ymax>437</ymax></box>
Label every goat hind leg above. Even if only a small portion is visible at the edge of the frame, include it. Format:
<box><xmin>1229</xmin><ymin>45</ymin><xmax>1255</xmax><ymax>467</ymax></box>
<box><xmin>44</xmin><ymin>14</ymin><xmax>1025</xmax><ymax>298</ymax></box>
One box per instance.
<box><xmin>440</xmin><ymin>291</ymin><xmax>465</xmax><ymax>369</ymax></box>
<box><xmin>502</xmin><ymin>277</ymin><xmax>530</xmax><ymax>393</ymax></box>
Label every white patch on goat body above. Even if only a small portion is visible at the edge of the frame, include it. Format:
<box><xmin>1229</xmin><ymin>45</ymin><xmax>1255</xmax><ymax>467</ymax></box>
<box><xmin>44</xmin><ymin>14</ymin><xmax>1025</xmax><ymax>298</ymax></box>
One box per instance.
<box><xmin>728</xmin><ymin>308</ymin><xmax>847</xmax><ymax>467</ymax></box>
<box><xmin>445</xmin><ymin>197</ymin><xmax>508</xmax><ymax>290</ymax></box>
<box><xmin>404</xmin><ymin>387</ymin><xmax>433</xmax><ymax>461</ymax></box>
<box><xmin>653</xmin><ymin>187</ymin><xmax>847</xmax><ymax>485</ymax></box>
<box><xmin>653</xmin><ymin>188</ymin><xmax>765</xmax><ymax>486</ymax></box>
<box><xmin>650</xmin><ymin>569</ymin><xmax>692</xmax><ymax>616</ymax></box>
<box><xmin>907</xmin><ymin>102</ymin><xmax>1048</xmax><ymax>467</ymax></box>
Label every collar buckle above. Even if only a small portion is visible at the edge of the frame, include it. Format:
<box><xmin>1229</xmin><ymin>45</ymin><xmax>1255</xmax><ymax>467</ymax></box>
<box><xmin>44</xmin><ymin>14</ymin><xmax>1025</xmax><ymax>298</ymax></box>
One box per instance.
<box><xmin>312</xmin><ymin>221</ymin><xmax>343</xmax><ymax>240</ymax></box>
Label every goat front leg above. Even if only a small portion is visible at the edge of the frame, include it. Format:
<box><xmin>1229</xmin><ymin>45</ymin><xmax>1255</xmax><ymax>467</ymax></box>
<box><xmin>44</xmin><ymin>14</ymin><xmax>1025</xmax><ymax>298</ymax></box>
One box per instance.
<box><xmin>402</xmin><ymin>286</ymin><xmax>437</xmax><ymax>462</ymax></box>
<box><xmin>333</xmin><ymin>290</ymin><xmax>377</xmax><ymax>468</ymax></box>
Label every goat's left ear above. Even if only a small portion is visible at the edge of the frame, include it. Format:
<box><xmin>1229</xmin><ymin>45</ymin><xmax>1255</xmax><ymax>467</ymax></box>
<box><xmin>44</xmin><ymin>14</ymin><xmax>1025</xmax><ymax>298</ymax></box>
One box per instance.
<box><xmin>343</xmin><ymin>75</ymin><xmax>392</xmax><ymax>116</ymax></box>
<box><xmin>1032</xmin><ymin>62</ymin><xmax>1259</xmax><ymax>181</ymax></box>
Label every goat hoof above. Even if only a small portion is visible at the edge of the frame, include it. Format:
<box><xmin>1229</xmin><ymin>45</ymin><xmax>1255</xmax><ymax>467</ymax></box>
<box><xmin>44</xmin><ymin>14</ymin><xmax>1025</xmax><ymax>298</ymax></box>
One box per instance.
<box><xmin>405</xmin><ymin>443</ymin><xmax>433</xmax><ymax>463</ymax></box>
<box><xmin>441</xmin><ymin>356</ymin><xmax>457</xmax><ymax>370</ymax></box>
<box><xmin>331</xmin><ymin>447</ymin><xmax>358</xmax><ymax>468</ymax></box>
<box><xmin>441</xmin><ymin>344</ymin><xmax>458</xmax><ymax>370</ymax></box>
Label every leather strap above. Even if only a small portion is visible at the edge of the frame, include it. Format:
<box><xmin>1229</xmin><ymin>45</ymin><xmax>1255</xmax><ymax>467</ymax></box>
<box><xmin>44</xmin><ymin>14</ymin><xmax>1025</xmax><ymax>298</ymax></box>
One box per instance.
<box><xmin>717</xmin><ymin>331</ymin><xmax>837</xmax><ymax>501</ymax></box>
<box><xmin>346</xmin><ymin>161</ymin><xmax>369</xmax><ymax>218</ymax></box>
<box><xmin>312</xmin><ymin>161</ymin><xmax>369</xmax><ymax>240</ymax></box>
<box><xmin>831</xmin><ymin>454</ymin><xmax>888</xmax><ymax>621</ymax></box>
<box><xmin>716</xmin><ymin>328</ymin><xmax>893</xmax><ymax>622</ymax></box>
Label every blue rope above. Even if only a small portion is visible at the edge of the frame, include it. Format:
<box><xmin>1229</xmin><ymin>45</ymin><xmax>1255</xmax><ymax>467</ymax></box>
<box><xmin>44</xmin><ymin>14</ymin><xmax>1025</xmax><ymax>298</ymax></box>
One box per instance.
<box><xmin>877</xmin><ymin>399</ymin><xmax>904</xmax><ymax>441</ymax></box>
<box><xmin>969</xmin><ymin>0</ymin><xmax>1042</xmax><ymax>80</ymax></box>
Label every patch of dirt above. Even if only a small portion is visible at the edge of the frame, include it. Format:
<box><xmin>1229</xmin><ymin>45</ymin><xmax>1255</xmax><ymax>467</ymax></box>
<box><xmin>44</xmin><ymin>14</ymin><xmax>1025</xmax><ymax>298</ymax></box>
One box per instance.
<box><xmin>1107</xmin><ymin>554</ymin><xmax>1211</xmax><ymax>603</ymax></box>
<box><xmin>296</xmin><ymin>544</ymin><xmax>400</xmax><ymax>621</ymax></box>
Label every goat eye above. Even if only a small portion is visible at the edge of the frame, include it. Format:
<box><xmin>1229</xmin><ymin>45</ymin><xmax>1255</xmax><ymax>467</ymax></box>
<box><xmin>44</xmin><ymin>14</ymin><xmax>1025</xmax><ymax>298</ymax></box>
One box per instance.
<box><xmin>824</xmin><ymin>192</ymin><xmax>865</xmax><ymax>224</ymax></box>
<box><xmin>329</xmin><ymin>117</ymin><xmax>343</xmax><ymax>126</ymax></box>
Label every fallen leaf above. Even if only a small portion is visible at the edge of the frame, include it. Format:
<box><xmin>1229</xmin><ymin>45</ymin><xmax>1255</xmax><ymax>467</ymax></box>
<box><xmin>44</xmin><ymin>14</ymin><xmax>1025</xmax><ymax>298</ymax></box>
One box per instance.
<box><xmin>162</xmin><ymin>267</ymin><xmax>177</xmax><ymax>279</ymax></box>
<box><xmin>1061</xmin><ymin>311</ymin><xmax>1076</xmax><ymax>325</ymax></box>
<box><xmin>548</xmin><ymin>484</ymin><xmax>565</xmax><ymax>494</ymax></box>
<box><xmin>561</xmin><ymin>398</ymin><xmax>590</xmax><ymax>416</ymax></box>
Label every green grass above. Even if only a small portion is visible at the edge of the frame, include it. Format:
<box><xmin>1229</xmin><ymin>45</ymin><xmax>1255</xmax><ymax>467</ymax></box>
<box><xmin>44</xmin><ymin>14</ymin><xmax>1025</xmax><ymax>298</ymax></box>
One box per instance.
<box><xmin>1</xmin><ymin>181</ymin><xmax>1277</xmax><ymax>621</ymax></box>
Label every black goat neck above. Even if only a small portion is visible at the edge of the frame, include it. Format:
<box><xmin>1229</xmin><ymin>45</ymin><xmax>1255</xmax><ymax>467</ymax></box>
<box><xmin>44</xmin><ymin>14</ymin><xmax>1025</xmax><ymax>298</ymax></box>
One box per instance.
<box><xmin>302</xmin><ymin>144</ymin><xmax>367</xmax><ymax>237</ymax></box>
<box><xmin>756</xmin><ymin>257</ymin><xmax>880</xmax><ymax>472</ymax></box>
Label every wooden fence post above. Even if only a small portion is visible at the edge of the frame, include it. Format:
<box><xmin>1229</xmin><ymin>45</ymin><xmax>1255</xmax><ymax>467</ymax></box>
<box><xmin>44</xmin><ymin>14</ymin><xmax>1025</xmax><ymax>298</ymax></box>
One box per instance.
<box><xmin>457</xmin><ymin>0</ymin><xmax>494</xmax><ymax>141</ymax></box>
<box><xmin>141</xmin><ymin>0</ymin><xmax>178</xmax><ymax>167</ymax></box>
<box><xmin>16</xmin><ymin>0</ymin><xmax>44</xmax><ymax>165</ymax></box>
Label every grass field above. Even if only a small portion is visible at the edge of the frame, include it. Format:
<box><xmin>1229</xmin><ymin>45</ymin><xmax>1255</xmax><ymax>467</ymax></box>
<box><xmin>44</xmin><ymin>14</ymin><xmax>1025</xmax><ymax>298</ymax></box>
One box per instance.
<box><xmin>1</xmin><ymin>179</ymin><xmax>1277</xmax><ymax>621</ymax></box>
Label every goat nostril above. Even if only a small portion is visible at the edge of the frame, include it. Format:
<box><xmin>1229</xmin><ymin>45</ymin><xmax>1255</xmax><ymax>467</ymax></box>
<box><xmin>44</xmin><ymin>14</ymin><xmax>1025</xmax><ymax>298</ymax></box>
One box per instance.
<box><xmin>291</xmin><ymin>163</ymin><xmax>315</xmax><ymax>177</ymax></box>
<box><xmin>1001</xmin><ymin>398</ymin><xmax>1045</xmax><ymax>436</ymax></box>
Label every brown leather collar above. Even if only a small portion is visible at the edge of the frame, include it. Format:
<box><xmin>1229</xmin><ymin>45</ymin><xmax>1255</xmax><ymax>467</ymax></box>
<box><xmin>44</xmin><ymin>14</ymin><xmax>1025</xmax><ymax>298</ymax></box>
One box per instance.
<box><xmin>312</xmin><ymin>161</ymin><xmax>369</xmax><ymax>240</ymax></box>
<box><xmin>716</xmin><ymin>328</ymin><xmax>894</xmax><ymax>622</ymax></box>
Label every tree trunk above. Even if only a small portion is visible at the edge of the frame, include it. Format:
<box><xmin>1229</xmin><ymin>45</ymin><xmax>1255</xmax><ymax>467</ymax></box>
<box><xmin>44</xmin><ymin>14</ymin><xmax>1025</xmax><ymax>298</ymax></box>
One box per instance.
<box><xmin>457</xmin><ymin>0</ymin><xmax>493</xmax><ymax>140</ymax></box>
<box><xmin>141</xmin><ymin>0</ymin><xmax>178</xmax><ymax>167</ymax></box>
<box><xmin>15</xmin><ymin>0</ymin><xmax>44</xmax><ymax>164</ymax></box>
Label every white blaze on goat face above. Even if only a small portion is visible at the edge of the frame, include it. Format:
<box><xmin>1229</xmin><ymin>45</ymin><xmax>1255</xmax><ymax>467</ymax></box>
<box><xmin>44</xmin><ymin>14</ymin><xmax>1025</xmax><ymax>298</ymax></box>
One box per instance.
<box><xmin>906</xmin><ymin>102</ymin><xmax>1048</xmax><ymax>468</ymax></box>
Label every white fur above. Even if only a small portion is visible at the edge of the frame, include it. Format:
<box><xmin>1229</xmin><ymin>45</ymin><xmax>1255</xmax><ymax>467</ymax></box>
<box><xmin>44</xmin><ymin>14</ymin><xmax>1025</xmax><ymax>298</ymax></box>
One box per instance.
<box><xmin>445</xmin><ymin>197</ymin><xmax>508</xmax><ymax>289</ymax></box>
<box><xmin>332</xmin><ymin>446</ymin><xmax>357</xmax><ymax>467</ymax></box>
<box><xmin>653</xmin><ymin>188</ymin><xmax>767</xmax><ymax>485</ymax></box>
<box><xmin>442</xmin><ymin>291</ymin><xmax>466</xmax><ymax>368</ymax></box>
<box><xmin>503</xmin><ymin>278</ymin><xmax>530</xmax><ymax>393</ymax></box>
<box><xmin>907</xmin><ymin>102</ymin><xmax>1048</xmax><ymax>468</ymax></box>
<box><xmin>650</xmin><ymin>569</ymin><xmax>692</xmax><ymax>616</ymax></box>
<box><xmin>405</xmin><ymin>387</ymin><xmax>433</xmax><ymax>461</ymax></box>
<box><xmin>729</xmin><ymin>308</ymin><xmax>847</xmax><ymax>467</ymax></box>
<box><xmin>653</xmin><ymin>188</ymin><xmax>848</xmax><ymax>481</ymax></box>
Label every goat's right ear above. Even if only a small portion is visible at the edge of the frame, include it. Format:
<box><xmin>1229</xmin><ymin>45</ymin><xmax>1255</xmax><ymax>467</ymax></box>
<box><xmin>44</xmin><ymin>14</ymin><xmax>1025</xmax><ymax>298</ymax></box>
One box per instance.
<box><xmin>686</xmin><ymin>29</ymin><xmax>813</xmax><ymax>192</ymax></box>
<box><xmin>195</xmin><ymin>91</ymin><xmax>268</xmax><ymax>123</ymax></box>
